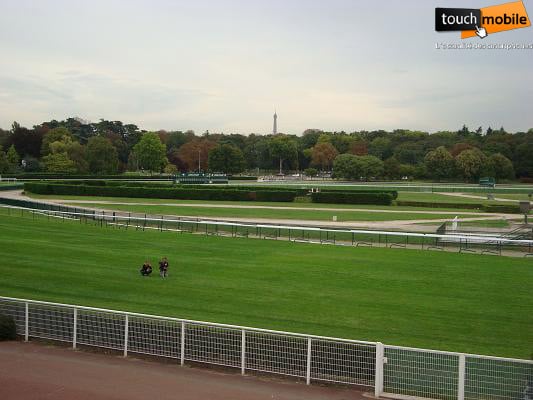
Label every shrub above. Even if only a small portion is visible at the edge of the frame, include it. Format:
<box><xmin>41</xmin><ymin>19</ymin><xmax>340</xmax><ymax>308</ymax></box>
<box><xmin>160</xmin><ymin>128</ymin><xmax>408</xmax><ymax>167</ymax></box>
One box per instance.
<box><xmin>0</xmin><ymin>314</ymin><xmax>17</xmax><ymax>341</ymax></box>
<box><xmin>311</xmin><ymin>191</ymin><xmax>393</xmax><ymax>205</ymax></box>
<box><xmin>483</xmin><ymin>204</ymin><xmax>521</xmax><ymax>214</ymax></box>
<box><xmin>255</xmin><ymin>191</ymin><xmax>297</xmax><ymax>202</ymax></box>
<box><xmin>395</xmin><ymin>200</ymin><xmax>483</xmax><ymax>210</ymax></box>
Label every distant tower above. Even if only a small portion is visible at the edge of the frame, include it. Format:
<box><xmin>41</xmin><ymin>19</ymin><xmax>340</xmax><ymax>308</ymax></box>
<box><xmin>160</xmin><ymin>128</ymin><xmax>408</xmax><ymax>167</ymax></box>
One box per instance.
<box><xmin>273</xmin><ymin>111</ymin><xmax>277</xmax><ymax>135</ymax></box>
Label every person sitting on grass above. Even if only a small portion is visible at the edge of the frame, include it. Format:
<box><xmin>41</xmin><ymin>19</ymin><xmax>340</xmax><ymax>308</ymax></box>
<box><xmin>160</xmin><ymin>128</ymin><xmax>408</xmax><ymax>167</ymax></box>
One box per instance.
<box><xmin>140</xmin><ymin>261</ymin><xmax>152</xmax><ymax>277</ymax></box>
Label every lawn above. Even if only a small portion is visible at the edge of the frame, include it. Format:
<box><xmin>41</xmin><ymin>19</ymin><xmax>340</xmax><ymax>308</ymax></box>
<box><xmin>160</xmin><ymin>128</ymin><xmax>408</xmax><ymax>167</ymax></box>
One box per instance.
<box><xmin>0</xmin><ymin>209</ymin><xmax>531</xmax><ymax>358</ymax></box>
<box><xmin>26</xmin><ymin>192</ymin><xmax>485</xmax><ymax>213</ymax></box>
<box><xmin>62</xmin><ymin>202</ymin><xmax>479</xmax><ymax>222</ymax></box>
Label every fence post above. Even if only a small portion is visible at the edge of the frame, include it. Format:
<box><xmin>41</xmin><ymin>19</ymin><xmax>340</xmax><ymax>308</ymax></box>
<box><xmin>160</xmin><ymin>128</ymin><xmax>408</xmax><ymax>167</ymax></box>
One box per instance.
<box><xmin>180</xmin><ymin>322</ymin><xmax>185</xmax><ymax>366</ymax></box>
<box><xmin>123</xmin><ymin>315</ymin><xmax>129</xmax><ymax>357</ymax></box>
<box><xmin>241</xmin><ymin>330</ymin><xmax>246</xmax><ymax>375</ymax></box>
<box><xmin>73</xmin><ymin>308</ymin><xmax>77</xmax><ymax>349</ymax></box>
<box><xmin>458</xmin><ymin>354</ymin><xmax>465</xmax><ymax>400</ymax></box>
<box><xmin>306</xmin><ymin>337</ymin><xmax>312</xmax><ymax>385</ymax></box>
<box><xmin>24</xmin><ymin>302</ymin><xmax>29</xmax><ymax>342</ymax></box>
<box><xmin>375</xmin><ymin>342</ymin><xmax>384</xmax><ymax>398</ymax></box>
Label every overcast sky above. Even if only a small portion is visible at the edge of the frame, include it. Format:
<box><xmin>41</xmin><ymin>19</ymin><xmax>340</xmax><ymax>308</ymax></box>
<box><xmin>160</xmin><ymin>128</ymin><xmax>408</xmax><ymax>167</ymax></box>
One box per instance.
<box><xmin>0</xmin><ymin>0</ymin><xmax>532</xmax><ymax>134</ymax></box>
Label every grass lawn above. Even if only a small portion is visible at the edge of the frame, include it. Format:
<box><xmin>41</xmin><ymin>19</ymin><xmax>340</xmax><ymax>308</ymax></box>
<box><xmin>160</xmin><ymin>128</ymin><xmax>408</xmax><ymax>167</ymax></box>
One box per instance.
<box><xmin>0</xmin><ymin>209</ymin><xmax>531</xmax><ymax>358</ymax></box>
<box><xmin>26</xmin><ymin>193</ymin><xmax>488</xmax><ymax>214</ymax></box>
<box><xmin>62</xmin><ymin>202</ymin><xmax>479</xmax><ymax>222</ymax></box>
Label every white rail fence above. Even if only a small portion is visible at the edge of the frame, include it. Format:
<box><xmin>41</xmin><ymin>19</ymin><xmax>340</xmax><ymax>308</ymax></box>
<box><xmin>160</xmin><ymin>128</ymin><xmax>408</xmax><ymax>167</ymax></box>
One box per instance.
<box><xmin>1</xmin><ymin>204</ymin><xmax>532</xmax><ymax>256</ymax></box>
<box><xmin>1</xmin><ymin>296</ymin><xmax>531</xmax><ymax>400</ymax></box>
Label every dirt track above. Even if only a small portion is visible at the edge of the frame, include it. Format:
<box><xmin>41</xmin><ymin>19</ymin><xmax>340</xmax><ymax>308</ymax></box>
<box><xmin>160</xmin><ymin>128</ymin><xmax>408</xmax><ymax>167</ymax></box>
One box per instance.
<box><xmin>0</xmin><ymin>342</ymin><xmax>366</xmax><ymax>400</ymax></box>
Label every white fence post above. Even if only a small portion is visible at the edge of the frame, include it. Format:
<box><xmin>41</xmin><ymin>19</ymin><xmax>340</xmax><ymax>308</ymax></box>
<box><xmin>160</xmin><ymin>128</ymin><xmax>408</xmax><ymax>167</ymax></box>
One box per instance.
<box><xmin>73</xmin><ymin>308</ymin><xmax>77</xmax><ymax>349</ymax></box>
<box><xmin>306</xmin><ymin>337</ymin><xmax>312</xmax><ymax>385</ymax></box>
<box><xmin>24</xmin><ymin>302</ymin><xmax>29</xmax><ymax>342</ymax></box>
<box><xmin>180</xmin><ymin>321</ymin><xmax>185</xmax><ymax>366</ymax></box>
<box><xmin>375</xmin><ymin>342</ymin><xmax>384</xmax><ymax>398</ymax></box>
<box><xmin>241</xmin><ymin>329</ymin><xmax>246</xmax><ymax>375</ymax></box>
<box><xmin>458</xmin><ymin>354</ymin><xmax>465</xmax><ymax>400</ymax></box>
<box><xmin>123</xmin><ymin>314</ymin><xmax>129</xmax><ymax>357</ymax></box>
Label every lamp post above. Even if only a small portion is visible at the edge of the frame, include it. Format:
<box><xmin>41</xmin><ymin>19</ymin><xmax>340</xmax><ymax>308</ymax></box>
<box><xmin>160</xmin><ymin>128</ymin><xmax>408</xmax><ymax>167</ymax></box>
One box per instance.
<box><xmin>198</xmin><ymin>149</ymin><xmax>201</xmax><ymax>172</ymax></box>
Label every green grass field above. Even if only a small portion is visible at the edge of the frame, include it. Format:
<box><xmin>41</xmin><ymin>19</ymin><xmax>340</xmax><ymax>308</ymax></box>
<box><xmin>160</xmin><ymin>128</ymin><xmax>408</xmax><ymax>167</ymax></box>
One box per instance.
<box><xmin>60</xmin><ymin>202</ymin><xmax>479</xmax><ymax>222</ymax></box>
<box><xmin>0</xmin><ymin>209</ymin><xmax>531</xmax><ymax>358</ymax></box>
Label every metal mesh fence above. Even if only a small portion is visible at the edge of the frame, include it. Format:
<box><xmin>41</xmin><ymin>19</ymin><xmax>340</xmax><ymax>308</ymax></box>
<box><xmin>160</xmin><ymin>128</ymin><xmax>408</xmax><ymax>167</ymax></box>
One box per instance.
<box><xmin>1</xmin><ymin>296</ymin><xmax>532</xmax><ymax>399</ymax></box>
<box><xmin>384</xmin><ymin>347</ymin><xmax>459</xmax><ymax>400</ymax></box>
<box><xmin>28</xmin><ymin>303</ymin><xmax>73</xmax><ymax>342</ymax></box>
<box><xmin>185</xmin><ymin>323</ymin><xmax>241</xmax><ymax>368</ymax></box>
<box><xmin>0</xmin><ymin>298</ymin><xmax>25</xmax><ymax>335</ymax></box>
<box><xmin>465</xmin><ymin>355</ymin><xmax>533</xmax><ymax>400</ymax></box>
<box><xmin>128</xmin><ymin>316</ymin><xmax>181</xmax><ymax>359</ymax></box>
<box><xmin>77</xmin><ymin>309</ymin><xmax>125</xmax><ymax>351</ymax></box>
<box><xmin>245</xmin><ymin>331</ymin><xmax>307</xmax><ymax>378</ymax></box>
<box><xmin>311</xmin><ymin>339</ymin><xmax>375</xmax><ymax>386</ymax></box>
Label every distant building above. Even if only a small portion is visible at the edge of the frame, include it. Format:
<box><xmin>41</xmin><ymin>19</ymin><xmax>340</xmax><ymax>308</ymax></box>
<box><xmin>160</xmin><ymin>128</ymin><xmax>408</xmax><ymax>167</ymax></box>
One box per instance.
<box><xmin>273</xmin><ymin>111</ymin><xmax>277</xmax><ymax>135</ymax></box>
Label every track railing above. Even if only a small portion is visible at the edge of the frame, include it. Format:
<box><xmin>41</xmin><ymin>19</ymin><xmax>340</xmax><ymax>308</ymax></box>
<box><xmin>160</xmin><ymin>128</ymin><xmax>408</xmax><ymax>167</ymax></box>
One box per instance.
<box><xmin>1</xmin><ymin>296</ymin><xmax>531</xmax><ymax>400</ymax></box>
<box><xmin>1</xmin><ymin>204</ymin><xmax>532</xmax><ymax>256</ymax></box>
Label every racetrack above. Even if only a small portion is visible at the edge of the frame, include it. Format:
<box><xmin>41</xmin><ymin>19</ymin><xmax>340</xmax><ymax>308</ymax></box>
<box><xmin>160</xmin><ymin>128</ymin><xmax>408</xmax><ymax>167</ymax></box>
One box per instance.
<box><xmin>0</xmin><ymin>341</ymin><xmax>365</xmax><ymax>400</ymax></box>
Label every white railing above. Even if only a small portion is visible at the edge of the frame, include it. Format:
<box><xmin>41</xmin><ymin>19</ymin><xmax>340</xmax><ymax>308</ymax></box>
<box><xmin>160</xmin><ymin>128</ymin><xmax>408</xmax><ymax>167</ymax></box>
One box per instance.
<box><xmin>1</xmin><ymin>205</ymin><xmax>532</xmax><ymax>252</ymax></box>
<box><xmin>1</xmin><ymin>296</ymin><xmax>531</xmax><ymax>400</ymax></box>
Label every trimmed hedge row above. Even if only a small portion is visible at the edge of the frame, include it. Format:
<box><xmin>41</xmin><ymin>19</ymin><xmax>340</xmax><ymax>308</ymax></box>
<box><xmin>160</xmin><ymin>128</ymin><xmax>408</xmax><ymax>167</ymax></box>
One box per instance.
<box><xmin>395</xmin><ymin>200</ymin><xmax>483</xmax><ymax>210</ymax></box>
<box><xmin>483</xmin><ymin>204</ymin><xmax>522</xmax><ymax>214</ymax></box>
<box><xmin>311</xmin><ymin>192</ymin><xmax>393</xmax><ymax>205</ymax></box>
<box><xmin>24</xmin><ymin>183</ymin><xmax>298</xmax><ymax>202</ymax></box>
<box><xmin>395</xmin><ymin>200</ymin><xmax>522</xmax><ymax>214</ymax></box>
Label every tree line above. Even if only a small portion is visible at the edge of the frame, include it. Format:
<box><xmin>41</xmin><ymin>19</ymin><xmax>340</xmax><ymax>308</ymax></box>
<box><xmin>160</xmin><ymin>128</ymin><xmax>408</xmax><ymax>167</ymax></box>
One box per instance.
<box><xmin>0</xmin><ymin>118</ymin><xmax>531</xmax><ymax>182</ymax></box>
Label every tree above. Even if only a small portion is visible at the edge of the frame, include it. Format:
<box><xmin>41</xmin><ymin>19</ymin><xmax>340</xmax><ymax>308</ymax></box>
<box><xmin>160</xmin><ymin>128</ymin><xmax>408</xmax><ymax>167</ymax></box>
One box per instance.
<box><xmin>513</xmin><ymin>141</ymin><xmax>533</xmax><ymax>178</ymax></box>
<box><xmin>208</xmin><ymin>144</ymin><xmax>246</xmax><ymax>174</ymax></box>
<box><xmin>43</xmin><ymin>152</ymin><xmax>77</xmax><ymax>173</ymax></box>
<box><xmin>177</xmin><ymin>139</ymin><xmax>217</xmax><ymax>172</ymax></box>
<box><xmin>6</xmin><ymin>145</ymin><xmax>20</xmax><ymax>170</ymax></box>
<box><xmin>332</xmin><ymin>154</ymin><xmax>360</xmax><ymax>180</ymax></box>
<box><xmin>488</xmin><ymin>153</ymin><xmax>514</xmax><ymax>180</ymax></box>
<box><xmin>86</xmin><ymin>136</ymin><xmax>119</xmax><ymax>174</ymax></box>
<box><xmin>66</xmin><ymin>142</ymin><xmax>89</xmax><ymax>173</ymax></box>
<box><xmin>455</xmin><ymin>149</ymin><xmax>487</xmax><ymax>182</ymax></box>
<box><xmin>310</xmin><ymin>142</ymin><xmax>338</xmax><ymax>171</ymax></box>
<box><xmin>424</xmin><ymin>146</ymin><xmax>455</xmax><ymax>181</ymax></box>
<box><xmin>132</xmin><ymin>132</ymin><xmax>168</xmax><ymax>173</ymax></box>
<box><xmin>368</xmin><ymin>137</ymin><xmax>392</xmax><ymax>160</ymax></box>
<box><xmin>164</xmin><ymin>163</ymin><xmax>178</xmax><ymax>174</ymax></box>
<box><xmin>332</xmin><ymin>154</ymin><xmax>383</xmax><ymax>181</ymax></box>
<box><xmin>384</xmin><ymin>156</ymin><xmax>401</xmax><ymax>179</ymax></box>
<box><xmin>269</xmin><ymin>136</ymin><xmax>298</xmax><ymax>174</ymax></box>
<box><xmin>41</xmin><ymin>127</ymin><xmax>73</xmax><ymax>156</ymax></box>
<box><xmin>0</xmin><ymin>146</ymin><xmax>9</xmax><ymax>173</ymax></box>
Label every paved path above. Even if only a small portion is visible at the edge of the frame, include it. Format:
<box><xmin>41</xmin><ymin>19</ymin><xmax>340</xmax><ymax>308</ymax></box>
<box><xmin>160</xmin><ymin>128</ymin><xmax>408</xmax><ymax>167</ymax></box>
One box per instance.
<box><xmin>0</xmin><ymin>342</ymin><xmax>365</xmax><ymax>400</ymax></box>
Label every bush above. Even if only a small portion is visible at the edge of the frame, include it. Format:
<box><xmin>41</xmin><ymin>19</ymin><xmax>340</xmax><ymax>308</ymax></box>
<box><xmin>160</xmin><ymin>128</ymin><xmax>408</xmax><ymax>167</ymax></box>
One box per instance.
<box><xmin>311</xmin><ymin>191</ymin><xmax>393</xmax><ymax>205</ymax></box>
<box><xmin>395</xmin><ymin>200</ymin><xmax>483</xmax><ymax>210</ymax></box>
<box><xmin>483</xmin><ymin>204</ymin><xmax>521</xmax><ymax>214</ymax></box>
<box><xmin>24</xmin><ymin>182</ymin><xmax>298</xmax><ymax>202</ymax></box>
<box><xmin>0</xmin><ymin>314</ymin><xmax>17</xmax><ymax>341</ymax></box>
<box><xmin>304</xmin><ymin>168</ymin><xmax>318</xmax><ymax>177</ymax></box>
<box><xmin>255</xmin><ymin>191</ymin><xmax>298</xmax><ymax>202</ymax></box>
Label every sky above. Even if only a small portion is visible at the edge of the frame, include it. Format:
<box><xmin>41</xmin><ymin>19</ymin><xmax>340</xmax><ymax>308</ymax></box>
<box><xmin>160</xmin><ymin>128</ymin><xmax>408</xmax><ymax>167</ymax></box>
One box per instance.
<box><xmin>0</xmin><ymin>0</ymin><xmax>532</xmax><ymax>135</ymax></box>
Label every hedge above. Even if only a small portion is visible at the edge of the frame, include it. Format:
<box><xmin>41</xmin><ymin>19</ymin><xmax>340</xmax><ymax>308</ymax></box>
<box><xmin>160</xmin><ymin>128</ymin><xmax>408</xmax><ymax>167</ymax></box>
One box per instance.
<box><xmin>483</xmin><ymin>204</ymin><xmax>522</xmax><ymax>214</ymax></box>
<box><xmin>395</xmin><ymin>201</ymin><xmax>483</xmax><ymax>210</ymax></box>
<box><xmin>311</xmin><ymin>192</ymin><xmax>393</xmax><ymax>205</ymax></box>
<box><xmin>0</xmin><ymin>314</ymin><xmax>16</xmax><ymax>341</ymax></box>
<box><xmin>24</xmin><ymin>182</ymin><xmax>298</xmax><ymax>202</ymax></box>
